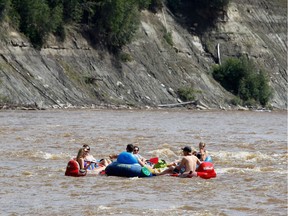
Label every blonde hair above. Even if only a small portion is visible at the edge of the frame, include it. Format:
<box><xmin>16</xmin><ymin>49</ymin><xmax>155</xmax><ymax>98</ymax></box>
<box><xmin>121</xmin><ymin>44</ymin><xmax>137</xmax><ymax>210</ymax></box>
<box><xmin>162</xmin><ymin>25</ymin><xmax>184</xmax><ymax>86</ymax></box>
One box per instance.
<box><xmin>199</xmin><ymin>142</ymin><xmax>206</xmax><ymax>149</ymax></box>
<box><xmin>76</xmin><ymin>148</ymin><xmax>86</xmax><ymax>160</ymax></box>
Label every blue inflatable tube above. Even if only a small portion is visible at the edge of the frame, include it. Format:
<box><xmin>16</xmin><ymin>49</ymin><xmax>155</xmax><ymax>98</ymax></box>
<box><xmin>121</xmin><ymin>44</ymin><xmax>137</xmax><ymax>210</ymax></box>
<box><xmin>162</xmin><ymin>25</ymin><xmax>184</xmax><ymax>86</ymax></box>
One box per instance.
<box><xmin>105</xmin><ymin>162</ymin><xmax>152</xmax><ymax>177</ymax></box>
<box><xmin>117</xmin><ymin>151</ymin><xmax>138</xmax><ymax>164</ymax></box>
<box><xmin>105</xmin><ymin>152</ymin><xmax>152</xmax><ymax>177</ymax></box>
<box><xmin>205</xmin><ymin>155</ymin><xmax>212</xmax><ymax>162</ymax></box>
<box><xmin>196</xmin><ymin>156</ymin><xmax>213</xmax><ymax>169</ymax></box>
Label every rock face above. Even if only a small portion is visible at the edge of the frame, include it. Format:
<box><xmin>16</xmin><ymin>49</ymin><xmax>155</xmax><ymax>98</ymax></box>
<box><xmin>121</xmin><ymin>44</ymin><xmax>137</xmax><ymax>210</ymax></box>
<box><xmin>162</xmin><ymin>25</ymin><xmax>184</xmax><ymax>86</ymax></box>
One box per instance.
<box><xmin>0</xmin><ymin>0</ymin><xmax>286</xmax><ymax>109</ymax></box>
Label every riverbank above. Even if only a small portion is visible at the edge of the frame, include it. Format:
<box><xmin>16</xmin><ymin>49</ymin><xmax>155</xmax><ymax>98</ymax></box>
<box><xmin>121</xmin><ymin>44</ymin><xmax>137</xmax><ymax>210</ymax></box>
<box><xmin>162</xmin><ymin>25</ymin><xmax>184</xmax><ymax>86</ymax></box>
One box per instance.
<box><xmin>0</xmin><ymin>100</ymin><xmax>277</xmax><ymax>112</ymax></box>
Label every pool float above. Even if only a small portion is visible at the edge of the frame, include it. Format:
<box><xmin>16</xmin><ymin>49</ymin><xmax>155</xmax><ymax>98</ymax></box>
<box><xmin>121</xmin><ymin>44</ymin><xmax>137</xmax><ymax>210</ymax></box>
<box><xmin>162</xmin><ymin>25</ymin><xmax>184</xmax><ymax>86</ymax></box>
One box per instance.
<box><xmin>170</xmin><ymin>161</ymin><xmax>217</xmax><ymax>179</ymax></box>
<box><xmin>65</xmin><ymin>159</ymin><xmax>106</xmax><ymax>176</ymax></box>
<box><xmin>195</xmin><ymin>161</ymin><xmax>216</xmax><ymax>179</ymax></box>
<box><xmin>204</xmin><ymin>155</ymin><xmax>212</xmax><ymax>162</ymax></box>
<box><xmin>65</xmin><ymin>159</ymin><xmax>86</xmax><ymax>177</ymax></box>
<box><xmin>105</xmin><ymin>152</ymin><xmax>153</xmax><ymax>178</ymax></box>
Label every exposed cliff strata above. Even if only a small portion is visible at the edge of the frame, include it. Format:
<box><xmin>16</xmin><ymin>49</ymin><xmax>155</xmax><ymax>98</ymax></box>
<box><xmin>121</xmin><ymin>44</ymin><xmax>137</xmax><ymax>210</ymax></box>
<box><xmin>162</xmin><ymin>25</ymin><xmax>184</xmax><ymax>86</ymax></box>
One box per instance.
<box><xmin>202</xmin><ymin>0</ymin><xmax>287</xmax><ymax>108</ymax></box>
<box><xmin>0</xmin><ymin>0</ymin><xmax>286</xmax><ymax>110</ymax></box>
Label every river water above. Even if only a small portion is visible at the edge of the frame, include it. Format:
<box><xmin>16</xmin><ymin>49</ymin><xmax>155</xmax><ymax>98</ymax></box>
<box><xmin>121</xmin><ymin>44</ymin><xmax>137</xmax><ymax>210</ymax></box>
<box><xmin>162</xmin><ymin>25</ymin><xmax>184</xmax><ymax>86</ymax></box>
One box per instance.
<box><xmin>0</xmin><ymin>109</ymin><xmax>287</xmax><ymax>216</ymax></box>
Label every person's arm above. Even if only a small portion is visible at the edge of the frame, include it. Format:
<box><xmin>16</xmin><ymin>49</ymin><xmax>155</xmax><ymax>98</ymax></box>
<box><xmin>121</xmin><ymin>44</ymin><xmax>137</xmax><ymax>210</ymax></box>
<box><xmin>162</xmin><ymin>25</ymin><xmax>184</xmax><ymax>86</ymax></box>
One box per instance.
<box><xmin>175</xmin><ymin>158</ymin><xmax>186</xmax><ymax>170</ymax></box>
<box><xmin>109</xmin><ymin>154</ymin><xmax>118</xmax><ymax>159</ymax></box>
<box><xmin>196</xmin><ymin>157</ymin><xmax>201</xmax><ymax>165</ymax></box>
<box><xmin>140</xmin><ymin>155</ymin><xmax>147</xmax><ymax>162</ymax></box>
<box><xmin>78</xmin><ymin>158</ymin><xmax>90</xmax><ymax>170</ymax></box>
<box><xmin>167</xmin><ymin>159</ymin><xmax>181</xmax><ymax>167</ymax></box>
<box><xmin>137</xmin><ymin>157</ymin><xmax>146</xmax><ymax>167</ymax></box>
<box><xmin>84</xmin><ymin>161</ymin><xmax>91</xmax><ymax>169</ymax></box>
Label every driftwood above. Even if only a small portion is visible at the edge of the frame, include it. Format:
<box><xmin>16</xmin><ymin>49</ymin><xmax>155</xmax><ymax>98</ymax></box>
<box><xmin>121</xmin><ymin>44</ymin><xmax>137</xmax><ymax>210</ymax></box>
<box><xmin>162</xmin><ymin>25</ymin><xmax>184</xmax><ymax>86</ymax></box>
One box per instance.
<box><xmin>158</xmin><ymin>100</ymin><xmax>198</xmax><ymax>108</ymax></box>
<box><xmin>158</xmin><ymin>100</ymin><xmax>211</xmax><ymax>109</ymax></box>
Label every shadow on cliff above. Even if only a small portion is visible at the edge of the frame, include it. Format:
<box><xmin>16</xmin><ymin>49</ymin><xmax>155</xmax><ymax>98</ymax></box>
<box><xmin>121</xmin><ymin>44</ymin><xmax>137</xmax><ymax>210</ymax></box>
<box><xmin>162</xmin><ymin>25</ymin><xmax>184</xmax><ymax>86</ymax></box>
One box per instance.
<box><xmin>80</xmin><ymin>27</ymin><xmax>124</xmax><ymax>74</ymax></box>
<box><xmin>166</xmin><ymin>0</ymin><xmax>228</xmax><ymax>35</ymax></box>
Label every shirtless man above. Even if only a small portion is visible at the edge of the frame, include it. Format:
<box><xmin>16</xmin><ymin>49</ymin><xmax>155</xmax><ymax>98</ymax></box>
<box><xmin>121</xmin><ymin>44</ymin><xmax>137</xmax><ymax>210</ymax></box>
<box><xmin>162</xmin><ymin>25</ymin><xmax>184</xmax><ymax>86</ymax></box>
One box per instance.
<box><xmin>157</xmin><ymin>146</ymin><xmax>201</xmax><ymax>177</ymax></box>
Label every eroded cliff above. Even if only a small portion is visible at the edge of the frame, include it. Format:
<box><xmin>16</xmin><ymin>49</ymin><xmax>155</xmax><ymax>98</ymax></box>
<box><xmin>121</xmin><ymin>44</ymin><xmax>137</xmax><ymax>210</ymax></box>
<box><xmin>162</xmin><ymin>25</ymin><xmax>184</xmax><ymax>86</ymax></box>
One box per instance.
<box><xmin>0</xmin><ymin>0</ymin><xmax>286</xmax><ymax>109</ymax></box>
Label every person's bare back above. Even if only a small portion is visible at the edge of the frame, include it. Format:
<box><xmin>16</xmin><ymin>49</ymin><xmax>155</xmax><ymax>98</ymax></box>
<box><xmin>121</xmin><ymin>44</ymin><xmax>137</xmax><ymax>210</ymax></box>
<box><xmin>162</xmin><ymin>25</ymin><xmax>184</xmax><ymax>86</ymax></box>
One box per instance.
<box><xmin>180</xmin><ymin>155</ymin><xmax>201</xmax><ymax>174</ymax></box>
<box><xmin>156</xmin><ymin>146</ymin><xmax>201</xmax><ymax>176</ymax></box>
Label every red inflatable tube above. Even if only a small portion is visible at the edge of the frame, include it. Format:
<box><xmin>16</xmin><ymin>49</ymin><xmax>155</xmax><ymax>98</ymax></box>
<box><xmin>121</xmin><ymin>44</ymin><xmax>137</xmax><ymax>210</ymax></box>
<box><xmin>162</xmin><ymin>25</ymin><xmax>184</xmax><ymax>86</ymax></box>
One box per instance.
<box><xmin>169</xmin><ymin>162</ymin><xmax>217</xmax><ymax>179</ymax></box>
<box><xmin>196</xmin><ymin>162</ymin><xmax>217</xmax><ymax>179</ymax></box>
<box><xmin>196</xmin><ymin>171</ymin><xmax>217</xmax><ymax>179</ymax></box>
<box><xmin>65</xmin><ymin>159</ymin><xmax>87</xmax><ymax>177</ymax></box>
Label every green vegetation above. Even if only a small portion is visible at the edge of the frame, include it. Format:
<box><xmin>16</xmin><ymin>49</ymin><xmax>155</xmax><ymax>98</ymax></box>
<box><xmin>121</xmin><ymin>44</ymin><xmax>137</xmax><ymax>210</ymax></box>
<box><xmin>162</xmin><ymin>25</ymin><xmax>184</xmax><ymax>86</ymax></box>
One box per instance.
<box><xmin>177</xmin><ymin>85</ymin><xmax>201</xmax><ymax>102</ymax></box>
<box><xmin>0</xmin><ymin>0</ymin><xmax>155</xmax><ymax>49</ymax></box>
<box><xmin>163</xmin><ymin>31</ymin><xmax>173</xmax><ymax>46</ymax></box>
<box><xmin>95</xmin><ymin>0</ymin><xmax>141</xmax><ymax>49</ymax></box>
<box><xmin>0</xmin><ymin>0</ymin><xmax>229</xmax><ymax>48</ymax></box>
<box><xmin>212</xmin><ymin>56</ymin><xmax>272</xmax><ymax>106</ymax></box>
<box><xmin>119</xmin><ymin>52</ymin><xmax>133</xmax><ymax>62</ymax></box>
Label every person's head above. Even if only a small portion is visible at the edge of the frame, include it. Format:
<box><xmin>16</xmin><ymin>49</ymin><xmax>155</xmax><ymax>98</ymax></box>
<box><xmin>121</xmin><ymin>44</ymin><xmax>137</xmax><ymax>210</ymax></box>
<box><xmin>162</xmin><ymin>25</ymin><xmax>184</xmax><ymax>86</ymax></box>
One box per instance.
<box><xmin>181</xmin><ymin>146</ymin><xmax>192</xmax><ymax>155</ymax></box>
<box><xmin>126</xmin><ymin>144</ymin><xmax>134</xmax><ymax>153</ymax></box>
<box><xmin>83</xmin><ymin>144</ymin><xmax>90</xmax><ymax>153</ymax></box>
<box><xmin>133</xmin><ymin>146</ymin><xmax>139</xmax><ymax>154</ymax></box>
<box><xmin>199</xmin><ymin>142</ymin><xmax>206</xmax><ymax>150</ymax></box>
<box><xmin>192</xmin><ymin>148</ymin><xmax>197</xmax><ymax>156</ymax></box>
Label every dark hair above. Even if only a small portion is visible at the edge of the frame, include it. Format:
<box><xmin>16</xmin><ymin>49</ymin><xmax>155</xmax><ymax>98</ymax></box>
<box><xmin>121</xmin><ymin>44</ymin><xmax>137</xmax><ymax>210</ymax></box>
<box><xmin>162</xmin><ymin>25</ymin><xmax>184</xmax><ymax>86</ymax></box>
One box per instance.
<box><xmin>126</xmin><ymin>144</ymin><xmax>134</xmax><ymax>152</ymax></box>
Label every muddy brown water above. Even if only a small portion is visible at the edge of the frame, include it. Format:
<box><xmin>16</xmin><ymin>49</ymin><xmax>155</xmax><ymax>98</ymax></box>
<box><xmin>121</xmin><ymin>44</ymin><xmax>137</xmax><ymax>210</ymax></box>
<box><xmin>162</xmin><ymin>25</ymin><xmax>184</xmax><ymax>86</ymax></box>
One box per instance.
<box><xmin>0</xmin><ymin>109</ymin><xmax>287</xmax><ymax>216</ymax></box>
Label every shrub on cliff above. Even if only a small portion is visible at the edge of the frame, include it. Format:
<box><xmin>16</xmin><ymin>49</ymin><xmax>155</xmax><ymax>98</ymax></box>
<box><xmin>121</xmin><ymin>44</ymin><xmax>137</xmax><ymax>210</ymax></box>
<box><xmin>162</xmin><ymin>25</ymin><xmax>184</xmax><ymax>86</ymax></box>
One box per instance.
<box><xmin>177</xmin><ymin>85</ymin><xmax>202</xmax><ymax>102</ymax></box>
<box><xmin>212</xmin><ymin>56</ymin><xmax>272</xmax><ymax>106</ymax></box>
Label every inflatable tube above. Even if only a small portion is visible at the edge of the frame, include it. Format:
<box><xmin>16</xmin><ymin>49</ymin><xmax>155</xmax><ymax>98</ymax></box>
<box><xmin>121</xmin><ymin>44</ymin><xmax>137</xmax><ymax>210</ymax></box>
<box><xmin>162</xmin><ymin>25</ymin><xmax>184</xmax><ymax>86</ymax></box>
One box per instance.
<box><xmin>196</xmin><ymin>162</ymin><xmax>216</xmax><ymax>179</ymax></box>
<box><xmin>195</xmin><ymin>155</ymin><xmax>212</xmax><ymax>169</ymax></box>
<box><xmin>85</xmin><ymin>161</ymin><xmax>103</xmax><ymax>171</ymax></box>
<box><xmin>117</xmin><ymin>152</ymin><xmax>138</xmax><ymax>164</ymax></box>
<box><xmin>204</xmin><ymin>155</ymin><xmax>212</xmax><ymax>162</ymax></box>
<box><xmin>169</xmin><ymin>162</ymin><xmax>216</xmax><ymax>179</ymax></box>
<box><xmin>65</xmin><ymin>159</ymin><xmax>86</xmax><ymax>177</ymax></box>
<box><xmin>105</xmin><ymin>162</ymin><xmax>152</xmax><ymax>177</ymax></box>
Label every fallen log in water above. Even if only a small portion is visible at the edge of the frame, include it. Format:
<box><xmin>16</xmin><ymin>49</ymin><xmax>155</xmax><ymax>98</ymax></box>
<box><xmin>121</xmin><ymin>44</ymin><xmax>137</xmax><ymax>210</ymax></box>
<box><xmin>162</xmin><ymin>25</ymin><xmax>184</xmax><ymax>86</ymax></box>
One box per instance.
<box><xmin>158</xmin><ymin>100</ymin><xmax>198</xmax><ymax>108</ymax></box>
<box><xmin>158</xmin><ymin>100</ymin><xmax>211</xmax><ymax>110</ymax></box>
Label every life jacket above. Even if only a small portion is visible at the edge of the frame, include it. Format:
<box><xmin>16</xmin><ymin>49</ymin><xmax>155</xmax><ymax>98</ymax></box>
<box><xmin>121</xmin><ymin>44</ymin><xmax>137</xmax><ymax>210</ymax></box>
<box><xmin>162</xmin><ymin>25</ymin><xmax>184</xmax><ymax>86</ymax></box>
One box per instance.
<box><xmin>65</xmin><ymin>159</ymin><xmax>86</xmax><ymax>177</ymax></box>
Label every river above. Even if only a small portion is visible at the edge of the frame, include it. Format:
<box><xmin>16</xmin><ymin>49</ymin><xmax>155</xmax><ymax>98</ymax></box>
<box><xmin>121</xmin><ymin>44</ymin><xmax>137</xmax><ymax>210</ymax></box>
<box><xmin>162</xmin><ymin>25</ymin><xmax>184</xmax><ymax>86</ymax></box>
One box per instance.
<box><xmin>0</xmin><ymin>109</ymin><xmax>287</xmax><ymax>216</ymax></box>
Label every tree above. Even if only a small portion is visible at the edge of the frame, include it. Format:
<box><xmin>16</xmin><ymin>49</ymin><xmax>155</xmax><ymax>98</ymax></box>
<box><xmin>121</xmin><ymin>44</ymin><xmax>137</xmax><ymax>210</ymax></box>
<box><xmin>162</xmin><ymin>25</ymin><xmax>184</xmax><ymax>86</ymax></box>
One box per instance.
<box><xmin>0</xmin><ymin>0</ymin><xmax>11</xmax><ymax>21</ymax></box>
<box><xmin>95</xmin><ymin>0</ymin><xmax>141</xmax><ymax>48</ymax></box>
<box><xmin>11</xmin><ymin>0</ymin><xmax>63</xmax><ymax>48</ymax></box>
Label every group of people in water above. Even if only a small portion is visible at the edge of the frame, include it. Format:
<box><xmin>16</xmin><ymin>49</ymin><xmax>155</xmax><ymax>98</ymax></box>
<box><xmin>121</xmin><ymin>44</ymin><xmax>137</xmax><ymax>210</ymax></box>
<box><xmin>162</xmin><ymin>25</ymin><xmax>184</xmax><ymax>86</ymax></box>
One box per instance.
<box><xmin>74</xmin><ymin>141</ymin><xmax>208</xmax><ymax>177</ymax></box>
